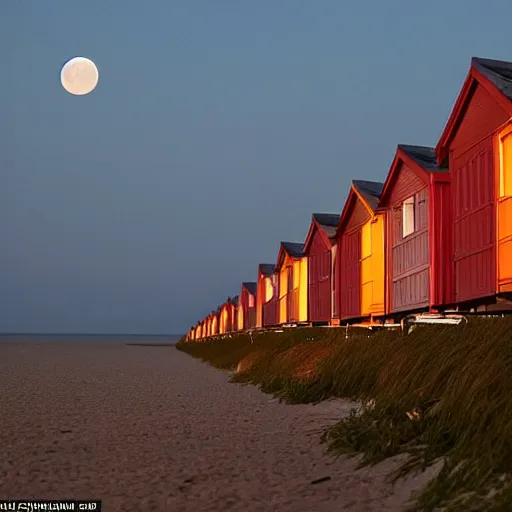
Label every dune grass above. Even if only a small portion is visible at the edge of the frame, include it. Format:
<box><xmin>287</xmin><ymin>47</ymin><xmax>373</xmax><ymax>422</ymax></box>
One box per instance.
<box><xmin>176</xmin><ymin>317</ymin><xmax>512</xmax><ymax>511</ymax></box>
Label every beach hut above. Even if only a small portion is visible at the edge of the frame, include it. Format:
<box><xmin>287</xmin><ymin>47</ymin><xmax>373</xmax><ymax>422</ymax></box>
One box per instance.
<box><xmin>195</xmin><ymin>322</ymin><xmax>203</xmax><ymax>340</ymax></box>
<box><xmin>378</xmin><ymin>145</ymin><xmax>452</xmax><ymax>316</ymax></box>
<box><xmin>211</xmin><ymin>309</ymin><xmax>219</xmax><ymax>336</ymax></box>
<box><xmin>219</xmin><ymin>298</ymin><xmax>236</xmax><ymax>334</ymax></box>
<box><xmin>275</xmin><ymin>242</ymin><xmax>308</xmax><ymax>324</ymax></box>
<box><xmin>256</xmin><ymin>263</ymin><xmax>278</xmax><ymax>328</ymax></box>
<box><xmin>436</xmin><ymin>57</ymin><xmax>512</xmax><ymax>309</ymax></box>
<box><xmin>303</xmin><ymin>213</ymin><xmax>340</xmax><ymax>325</ymax></box>
<box><xmin>334</xmin><ymin>180</ymin><xmax>385</xmax><ymax>323</ymax></box>
<box><xmin>238</xmin><ymin>282</ymin><xmax>257</xmax><ymax>331</ymax></box>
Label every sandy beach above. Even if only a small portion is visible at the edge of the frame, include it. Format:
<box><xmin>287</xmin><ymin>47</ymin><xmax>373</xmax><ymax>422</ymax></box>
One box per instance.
<box><xmin>0</xmin><ymin>341</ymin><xmax>433</xmax><ymax>511</ymax></box>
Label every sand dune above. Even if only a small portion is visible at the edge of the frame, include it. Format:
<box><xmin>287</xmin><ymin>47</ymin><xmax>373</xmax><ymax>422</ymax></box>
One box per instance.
<box><xmin>0</xmin><ymin>342</ymin><xmax>432</xmax><ymax>511</ymax></box>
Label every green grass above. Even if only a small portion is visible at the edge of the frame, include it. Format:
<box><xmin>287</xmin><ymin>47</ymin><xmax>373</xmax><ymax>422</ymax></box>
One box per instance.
<box><xmin>176</xmin><ymin>317</ymin><xmax>512</xmax><ymax>511</ymax></box>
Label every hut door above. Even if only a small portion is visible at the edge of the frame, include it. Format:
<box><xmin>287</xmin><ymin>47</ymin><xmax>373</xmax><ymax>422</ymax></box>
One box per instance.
<box><xmin>498</xmin><ymin>126</ymin><xmax>512</xmax><ymax>293</ymax></box>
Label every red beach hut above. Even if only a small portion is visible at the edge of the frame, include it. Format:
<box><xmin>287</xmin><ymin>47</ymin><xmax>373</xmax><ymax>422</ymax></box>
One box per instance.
<box><xmin>303</xmin><ymin>213</ymin><xmax>340</xmax><ymax>324</ymax></box>
<box><xmin>238</xmin><ymin>282</ymin><xmax>257</xmax><ymax>331</ymax></box>
<box><xmin>378</xmin><ymin>145</ymin><xmax>453</xmax><ymax>316</ymax></box>
<box><xmin>256</xmin><ymin>263</ymin><xmax>278</xmax><ymax>328</ymax></box>
<box><xmin>436</xmin><ymin>57</ymin><xmax>512</xmax><ymax>310</ymax></box>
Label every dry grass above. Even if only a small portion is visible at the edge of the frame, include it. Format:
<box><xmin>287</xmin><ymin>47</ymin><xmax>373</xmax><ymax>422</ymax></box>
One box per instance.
<box><xmin>176</xmin><ymin>317</ymin><xmax>512</xmax><ymax>511</ymax></box>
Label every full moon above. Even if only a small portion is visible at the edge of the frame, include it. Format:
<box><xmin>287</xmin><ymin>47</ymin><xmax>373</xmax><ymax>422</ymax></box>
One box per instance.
<box><xmin>60</xmin><ymin>57</ymin><xmax>99</xmax><ymax>96</ymax></box>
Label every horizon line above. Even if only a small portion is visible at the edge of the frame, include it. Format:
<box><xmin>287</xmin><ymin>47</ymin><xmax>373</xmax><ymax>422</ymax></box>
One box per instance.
<box><xmin>0</xmin><ymin>332</ymin><xmax>184</xmax><ymax>337</ymax></box>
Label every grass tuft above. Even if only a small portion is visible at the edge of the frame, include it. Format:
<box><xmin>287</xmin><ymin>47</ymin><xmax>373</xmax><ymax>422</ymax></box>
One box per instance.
<box><xmin>176</xmin><ymin>317</ymin><xmax>512</xmax><ymax>510</ymax></box>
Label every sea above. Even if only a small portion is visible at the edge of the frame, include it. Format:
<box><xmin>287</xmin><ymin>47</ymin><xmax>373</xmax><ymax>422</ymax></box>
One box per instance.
<box><xmin>0</xmin><ymin>333</ymin><xmax>183</xmax><ymax>345</ymax></box>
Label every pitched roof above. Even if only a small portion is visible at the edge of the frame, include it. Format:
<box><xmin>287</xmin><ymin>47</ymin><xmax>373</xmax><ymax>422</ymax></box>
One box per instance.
<box><xmin>259</xmin><ymin>263</ymin><xmax>275</xmax><ymax>276</ymax></box>
<box><xmin>281</xmin><ymin>241</ymin><xmax>305</xmax><ymax>258</ymax></box>
<box><xmin>242</xmin><ymin>282</ymin><xmax>257</xmax><ymax>295</ymax></box>
<box><xmin>231</xmin><ymin>295</ymin><xmax>239</xmax><ymax>306</ymax></box>
<box><xmin>436</xmin><ymin>56</ymin><xmax>512</xmax><ymax>165</ymax></box>
<box><xmin>472</xmin><ymin>57</ymin><xmax>512</xmax><ymax>102</ymax></box>
<box><xmin>398</xmin><ymin>145</ymin><xmax>448</xmax><ymax>172</ymax></box>
<box><xmin>312</xmin><ymin>213</ymin><xmax>340</xmax><ymax>240</ymax></box>
<box><xmin>378</xmin><ymin>144</ymin><xmax>449</xmax><ymax>206</ymax></box>
<box><xmin>352</xmin><ymin>180</ymin><xmax>384</xmax><ymax>211</ymax></box>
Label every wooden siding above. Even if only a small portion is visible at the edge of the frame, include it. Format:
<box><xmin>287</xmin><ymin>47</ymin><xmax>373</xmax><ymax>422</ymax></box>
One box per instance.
<box><xmin>447</xmin><ymin>81</ymin><xmax>511</xmax><ymax>303</ymax></box>
<box><xmin>339</xmin><ymin>189</ymin><xmax>385</xmax><ymax>321</ymax></box>
<box><xmin>307</xmin><ymin>226</ymin><xmax>332</xmax><ymax>323</ymax></box>
<box><xmin>386</xmin><ymin>163</ymin><xmax>426</xmax><ymax>204</ymax></box>
<box><xmin>430</xmin><ymin>179</ymin><xmax>455</xmax><ymax>307</ymax></box>
<box><xmin>262</xmin><ymin>274</ymin><xmax>278</xmax><ymax>326</ymax></box>
<box><xmin>345</xmin><ymin>198</ymin><xmax>371</xmax><ymax>231</ymax></box>
<box><xmin>278</xmin><ymin>253</ymin><xmax>308</xmax><ymax>324</ymax></box>
<box><xmin>340</xmin><ymin>229</ymin><xmax>361</xmax><ymax>318</ymax></box>
<box><xmin>239</xmin><ymin>285</ymin><xmax>257</xmax><ymax>331</ymax></box>
<box><xmin>386</xmin><ymin>164</ymin><xmax>430</xmax><ymax>313</ymax></box>
<box><xmin>450</xmin><ymin>84</ymin><xmax>510</xmax><ymax>158</ymax></box>
<box><xmin>452</xmin><ymin>137</ymin><xmax>496</xmax><ymax>302</ymax></box>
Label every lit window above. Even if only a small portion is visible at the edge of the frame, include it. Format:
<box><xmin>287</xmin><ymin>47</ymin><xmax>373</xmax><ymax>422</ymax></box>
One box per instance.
<box><xmin>248</xmin><ymin>294</ymin><xmax>254</xmax><ymax>308</ymax></box>
<box><xmin>500</xmin><ymin>131</ymin><xmax>512</xmax><ymax>198</ymax></box>
<box><xmin>402</xmin><ymin>196</ymin><xmax>415</xmax><ymax>238</ymax></box>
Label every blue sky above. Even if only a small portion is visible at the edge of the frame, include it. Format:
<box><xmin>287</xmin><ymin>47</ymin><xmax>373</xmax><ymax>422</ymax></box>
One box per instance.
<box><xmin>2</xmin><ymin>0</ymin><xmax>511</xmax><ymax>334</ymax></box>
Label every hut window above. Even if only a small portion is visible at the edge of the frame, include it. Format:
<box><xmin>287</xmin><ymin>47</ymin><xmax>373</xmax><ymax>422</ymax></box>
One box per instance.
<box><xmin>248</xmin><ymin>294</ymin><xmax>254</xmax><ymax>308</ymax></box>
<box><xmin>500</xmin><ymin>130</ymin><xmax>512</xmax><ymax>197</ymax></box>
<box><xmin>402</xmin><ymin>196</ymin><xmax>415</xmax><ymax>238</ymax></box>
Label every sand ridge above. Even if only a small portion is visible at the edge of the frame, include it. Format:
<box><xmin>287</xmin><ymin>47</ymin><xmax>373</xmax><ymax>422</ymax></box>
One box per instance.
<box><xmin>0</xmin><ymin>342</ymin><xmax>432</xmax><ymax>511</ymax></box>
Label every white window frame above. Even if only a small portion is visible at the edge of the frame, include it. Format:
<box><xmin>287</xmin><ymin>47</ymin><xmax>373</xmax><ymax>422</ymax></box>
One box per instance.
<box><xmin>402</xmin><ymin>196</ymin><xmax>415</xmax><ymax>238</ymax></box>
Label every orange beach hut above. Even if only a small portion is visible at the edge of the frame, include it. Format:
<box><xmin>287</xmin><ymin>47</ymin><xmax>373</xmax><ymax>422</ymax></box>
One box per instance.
<box><xmin>335</xmin><ymin>180</ymin><xmax>385</xmax><ymax>323</ymax></box>
<box><xmin>275</xmin><ymin>242</ymin><xmax>308</xmax><ymax>324</ymax></box>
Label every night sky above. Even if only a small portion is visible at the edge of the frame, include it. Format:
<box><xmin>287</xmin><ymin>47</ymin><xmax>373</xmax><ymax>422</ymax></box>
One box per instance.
<box><xmin>2</xmin><ymin>0</ymin><xmax>511</xmax><ymax>334</ymax></box>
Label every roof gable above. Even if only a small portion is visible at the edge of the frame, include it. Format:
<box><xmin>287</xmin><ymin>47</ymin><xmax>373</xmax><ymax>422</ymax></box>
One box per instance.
<box><xmin>276</xmin><ymin>241</ymin><xmax>305</xmax><ymax>270</ymax></box>
<box><xmin>303</xmin><ymin>213</ymin><xmax>340</xmax><ymax>253</ymax></box>
<box><xmin>337</xmin><ymin>180</ymin><xmax>383</xmax><ymax>234</ymax></box>
<box><xmin>379</xmin><ymin>145</ymin><xmax>448</xmax><ymax>207</ymax></box>
<box><xmin>258</xmin><ymin>263</ymin><xmax>275</xmax><ymax>277</ymax></box>
<box><xmin>436</xmin><ymin>57</ymin><xmax>512</xmax><ymax>165</ymax></box>
<box><xmin>242</xmin><ymin>282</ymin><xmax>257</xmax><ymax>295</ymax></box>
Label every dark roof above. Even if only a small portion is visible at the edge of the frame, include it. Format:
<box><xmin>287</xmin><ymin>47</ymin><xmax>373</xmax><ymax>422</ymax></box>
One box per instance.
<box><xmin>259</xmin><ymin>263</ymin><xmax>275</xmax><ymax>276</ymax></box>
<box><xmin>312</xmin><ymin>213</ymin><xmax>340</xmax><ymax>240</ymax></box>
<box><xmin>281</xmin><ymin>241</ymin><xmax>305</xmax><ymax>258</ymax></box>
<box><xmin>352</xmin><ymin>180</ymin><xmax>384</xmax><ymax>211</ymax></box>
<box><xmin>472</xmin><ymin>57</ymin><xmax>512</xmax><ymax>101</ymax></box>
<box><xmin>231</xmin><ymin>295</ymin><xmax>239</xmax><ymax>306</ymax></box>
<box><xmin>398</xmin><ymin>145</ymin><xmax>448</xmax><ymax>172</ymax></box>
<box><xmin>242</xmin><ymin>282</ymin><xmax>257</xmax><ymax>295</ymax></box>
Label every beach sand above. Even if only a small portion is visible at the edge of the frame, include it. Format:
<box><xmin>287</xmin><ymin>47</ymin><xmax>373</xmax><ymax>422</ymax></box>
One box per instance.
<box><xmin>0</xmin><ymin>342</ymin><xmax>435</xmax><ymax>511</ymax></box>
